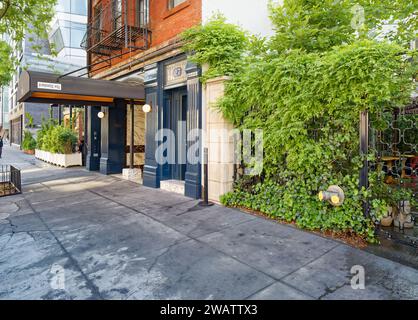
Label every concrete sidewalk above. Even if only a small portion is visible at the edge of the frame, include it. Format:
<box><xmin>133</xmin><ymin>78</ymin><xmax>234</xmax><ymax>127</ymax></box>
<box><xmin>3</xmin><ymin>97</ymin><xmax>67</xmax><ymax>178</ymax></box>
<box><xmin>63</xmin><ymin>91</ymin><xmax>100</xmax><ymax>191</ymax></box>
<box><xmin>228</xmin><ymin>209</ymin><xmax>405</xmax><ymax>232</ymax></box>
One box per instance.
<box><xmin>0</xmin><ymin>145</ymin><xmax>417</xmax><ymax>300</ymax></box>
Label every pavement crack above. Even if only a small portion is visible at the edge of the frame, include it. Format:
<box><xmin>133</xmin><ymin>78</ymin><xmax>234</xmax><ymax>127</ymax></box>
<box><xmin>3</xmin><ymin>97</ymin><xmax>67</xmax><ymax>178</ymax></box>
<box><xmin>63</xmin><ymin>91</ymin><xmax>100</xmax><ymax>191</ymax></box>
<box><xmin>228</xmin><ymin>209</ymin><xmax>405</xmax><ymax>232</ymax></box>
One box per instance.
<box><xmin>0</xmin><ymin>218</ymin><xmax>17</xmax><ymax>251</ymax></box>
<box><xmin>0</xmin><ymin>233</ymin><xmax>14</xmax><ymax>251</ymax></box>
<box><xmin>278</xmin><ymin>243</ymin><xmax>341</xmax><ymax>281</ymax></box>
<box><xmin>147</xmin><ymin>240</ymin><xmax>182</xmax><ymax>273</ymax></box>
<box><xmin>243</xmin><ymin>281</ymin><xmax>276</xmax><ymax>300</ymax></box>
<box><xmin>26</xmin><ymin>231</ymin><xmax>38</xmax><ymax>242</ymax></box>
<box><xmin>318</xmin><ymin>280</ymin><xmax>350</xmax><ymax>300</ymax></box>
<box><xmin>5</xmin><ymin>217</ymin><xmax>17</xmax><ymax>229</ymax></box>
<box><xmin>40</xmin><ymin>182</ymin><xmax>52</xmax><ymax>190</ymax></box>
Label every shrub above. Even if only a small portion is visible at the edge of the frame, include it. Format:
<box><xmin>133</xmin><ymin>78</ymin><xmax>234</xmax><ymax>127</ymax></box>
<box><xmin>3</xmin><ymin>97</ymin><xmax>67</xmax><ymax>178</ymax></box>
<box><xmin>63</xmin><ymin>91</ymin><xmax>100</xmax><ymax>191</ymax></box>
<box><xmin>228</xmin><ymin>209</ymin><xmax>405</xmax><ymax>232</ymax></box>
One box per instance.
<box><xmin>36</xmin><ymin>120</ymin><xmax>77</xmax><ymax>154</ymax></box>
<box><xmin>56</xmin><ymin>127</ymin><xmax>77</xmax><ymax>154</ymax></box>
<box><xmin>22</xmin><ymin>130</ymin><xmax>37</xmax><ymax>151</ymax></box>
<box><xmin>181</xmin><ymin>14</ymin><xmax>249</xmax><ymax>83</ymax></box>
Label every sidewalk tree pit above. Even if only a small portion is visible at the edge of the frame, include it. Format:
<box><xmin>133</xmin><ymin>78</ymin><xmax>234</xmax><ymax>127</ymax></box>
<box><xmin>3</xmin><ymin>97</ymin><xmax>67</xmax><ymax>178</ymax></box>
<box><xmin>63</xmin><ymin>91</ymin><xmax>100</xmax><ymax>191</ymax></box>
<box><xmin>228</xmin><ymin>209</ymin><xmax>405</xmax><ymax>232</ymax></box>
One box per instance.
<box><xmin>183</xmin><ymin>1</ymin><xmax>417</xmax><ymax>243</ymax></box>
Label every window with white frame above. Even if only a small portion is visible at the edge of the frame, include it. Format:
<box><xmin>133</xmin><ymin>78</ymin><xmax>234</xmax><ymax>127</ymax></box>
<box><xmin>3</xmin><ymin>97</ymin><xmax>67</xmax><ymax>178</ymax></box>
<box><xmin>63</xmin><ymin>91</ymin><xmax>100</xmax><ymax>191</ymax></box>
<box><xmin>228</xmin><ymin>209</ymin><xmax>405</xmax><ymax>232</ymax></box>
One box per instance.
<box><xmin>168</xmin><ymin>0</ymin><xmax>186</xmax><ymax>10</ymax></box>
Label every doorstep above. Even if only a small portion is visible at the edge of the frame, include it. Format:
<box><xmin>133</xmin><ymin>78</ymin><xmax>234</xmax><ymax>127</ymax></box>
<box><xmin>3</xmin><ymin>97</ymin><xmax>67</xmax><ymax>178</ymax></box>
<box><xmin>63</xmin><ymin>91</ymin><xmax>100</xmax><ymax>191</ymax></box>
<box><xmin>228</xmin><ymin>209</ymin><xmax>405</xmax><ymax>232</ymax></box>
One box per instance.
<box><xmin>121</xmin><ymin>168</ymin><xmax>143</xmax><ymax>185</ymax></box>
<box><xmin>160</xmin><ymin>180</ymin><xmax>185</xmax><ymax>195</ymax></box>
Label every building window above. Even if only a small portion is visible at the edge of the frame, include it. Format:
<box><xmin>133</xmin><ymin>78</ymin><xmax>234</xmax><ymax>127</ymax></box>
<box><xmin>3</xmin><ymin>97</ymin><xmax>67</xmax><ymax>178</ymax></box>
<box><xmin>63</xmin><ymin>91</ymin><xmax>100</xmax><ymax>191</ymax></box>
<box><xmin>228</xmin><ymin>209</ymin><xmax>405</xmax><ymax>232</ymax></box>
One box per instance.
<box><xmin>70</xmin><ymin>22</ymin><xmax>87</xmax><ymax>48</ymax></box>
<box><xmin>56</xmin><ymin>0</ymin><xmax>87</xmax><ymax>16</ymax></box>
<box><xmin>51</xmin><ymin>28</ymin><xmax>65</xmax><ymax>52</ymax></box>
<box><xmin>137</xmin><ymin>0</ymin><xmax>149</xmax><ymax>27</ymax></box>
<box><xmin>168</xmin><ymin>0</ymin><xmax>186</xmax><ymax>10</ymax></box>
<box><xmin>113</xmin><ymin>0</ymin><xmax>123</xmax><ymax>30</ymax></box>
<box><xmin>51</xmin><ymin>21</ymin><xmax>87</xmax><ymax>51</ymax></box>
<box><xmin>93</xmin><ymin>4</ymin><xmax>102</xmax><ymax>43</ymax></box>
<box><xmin>71</xmin><ymin>0</ymin><xmax>88</xmax><ymax>16</ymax></box>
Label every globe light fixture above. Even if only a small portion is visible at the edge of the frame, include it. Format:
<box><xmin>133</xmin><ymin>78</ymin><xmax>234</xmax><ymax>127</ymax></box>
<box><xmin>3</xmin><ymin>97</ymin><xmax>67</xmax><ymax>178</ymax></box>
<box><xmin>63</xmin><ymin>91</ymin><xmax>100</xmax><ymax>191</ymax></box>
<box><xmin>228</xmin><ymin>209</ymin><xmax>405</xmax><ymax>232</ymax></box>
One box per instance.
<box><xmin>142</xmin><ymin>104</ymin><xmax>152</xmax><ymax>113</ymax></box>
<box><xmin>97</xmin><ymin>111</ymin><xmax>105</xmax><ymax>119</ymax></box>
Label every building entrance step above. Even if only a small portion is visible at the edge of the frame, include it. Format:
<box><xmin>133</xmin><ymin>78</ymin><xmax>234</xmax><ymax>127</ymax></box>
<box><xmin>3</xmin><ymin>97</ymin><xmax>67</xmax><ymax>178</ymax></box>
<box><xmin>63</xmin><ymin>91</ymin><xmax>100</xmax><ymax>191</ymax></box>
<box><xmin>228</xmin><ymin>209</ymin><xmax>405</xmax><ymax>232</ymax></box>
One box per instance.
<box><xmin>160</xmin><ymin>180</ymin><xmax>185</xmax><ymax>195</ymax></box>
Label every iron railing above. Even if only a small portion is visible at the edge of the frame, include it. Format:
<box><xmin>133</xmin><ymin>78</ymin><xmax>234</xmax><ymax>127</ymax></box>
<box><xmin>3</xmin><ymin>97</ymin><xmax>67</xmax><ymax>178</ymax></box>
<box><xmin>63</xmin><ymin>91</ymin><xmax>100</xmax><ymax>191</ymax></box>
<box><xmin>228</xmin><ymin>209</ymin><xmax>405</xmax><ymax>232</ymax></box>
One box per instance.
<box><xmin>367</xmin><ymin>104</ymin><xmax>418</xmax><ymax>248</ymax></box>
<box><xmin>0</xmin><ymin>165</ymin><xmax>22</xmax><ymax>197</ymax></box>
<box><xmin>81</xmin><ymin>0</ymin><xmax>150</xmax><ymax>57</ymax></box>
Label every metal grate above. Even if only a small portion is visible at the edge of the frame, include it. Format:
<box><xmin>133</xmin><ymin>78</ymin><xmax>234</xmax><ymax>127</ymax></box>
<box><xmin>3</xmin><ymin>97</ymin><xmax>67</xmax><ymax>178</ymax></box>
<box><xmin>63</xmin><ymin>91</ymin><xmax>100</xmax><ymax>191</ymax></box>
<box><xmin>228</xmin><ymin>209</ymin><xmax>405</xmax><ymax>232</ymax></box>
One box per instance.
<box><xmin>0</xmin><ymin>165</ymin><xmax>22</xmax><ymax>197</ymax></box>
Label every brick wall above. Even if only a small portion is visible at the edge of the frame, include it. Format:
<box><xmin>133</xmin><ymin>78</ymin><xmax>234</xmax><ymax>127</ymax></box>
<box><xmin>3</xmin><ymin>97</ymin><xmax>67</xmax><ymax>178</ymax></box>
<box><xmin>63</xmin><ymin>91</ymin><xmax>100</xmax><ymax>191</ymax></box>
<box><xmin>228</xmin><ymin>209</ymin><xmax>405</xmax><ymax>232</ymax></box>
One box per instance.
<box><xmin>150</xmin><ymin>0</ymin><xmax>201</xmax><ymax>47</ymax></box>
<box><xmin>90</xmin><ymin>0</ymin><xmax>202</xmax><ymax>77</ymax></box>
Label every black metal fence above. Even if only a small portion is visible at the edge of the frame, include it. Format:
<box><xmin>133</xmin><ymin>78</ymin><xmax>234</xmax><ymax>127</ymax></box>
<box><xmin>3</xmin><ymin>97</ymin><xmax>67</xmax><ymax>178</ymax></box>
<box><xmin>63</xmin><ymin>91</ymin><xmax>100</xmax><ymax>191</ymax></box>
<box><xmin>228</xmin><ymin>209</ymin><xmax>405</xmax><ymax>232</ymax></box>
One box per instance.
<box><xmin>366</xmin><ymin>105</ymin><xmax>418</xmax><ymax>247</ymax></box>
<box><xmin>0</xmin><ymin>165</ymin><xmax>22</xmax><ymax>197</ymax></box>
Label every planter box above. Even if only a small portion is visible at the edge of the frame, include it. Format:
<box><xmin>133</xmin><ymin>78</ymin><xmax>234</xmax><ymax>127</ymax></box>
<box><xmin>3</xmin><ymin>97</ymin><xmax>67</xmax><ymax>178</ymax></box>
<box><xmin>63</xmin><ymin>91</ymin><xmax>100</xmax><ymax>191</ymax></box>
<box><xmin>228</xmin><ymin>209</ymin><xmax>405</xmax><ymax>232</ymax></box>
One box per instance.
<box><xmin>24</xmin><ymin>150</ymin><xmax>35</xmax><ymax>155</ymax></box>
<box><xmin>35</xmin><ymin>150</ymin><xmax>82</xmax><ymax>168</ymax></box>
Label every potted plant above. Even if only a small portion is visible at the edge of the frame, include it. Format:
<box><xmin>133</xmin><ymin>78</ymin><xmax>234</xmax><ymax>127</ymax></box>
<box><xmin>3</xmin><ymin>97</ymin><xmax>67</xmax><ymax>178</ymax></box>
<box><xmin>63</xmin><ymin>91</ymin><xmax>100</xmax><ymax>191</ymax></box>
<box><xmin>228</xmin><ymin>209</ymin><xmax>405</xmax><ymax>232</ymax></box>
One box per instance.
<box><xmin>22</xmin><ymin>130</ymin><xmax>36</xmax><ymax>155</ymax></box>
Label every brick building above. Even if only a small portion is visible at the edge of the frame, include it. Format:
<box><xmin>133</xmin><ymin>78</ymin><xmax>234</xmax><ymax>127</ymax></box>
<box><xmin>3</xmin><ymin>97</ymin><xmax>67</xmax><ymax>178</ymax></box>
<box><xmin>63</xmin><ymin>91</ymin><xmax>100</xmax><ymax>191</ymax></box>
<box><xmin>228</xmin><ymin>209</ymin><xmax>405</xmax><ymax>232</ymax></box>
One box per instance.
<box><xmin>18</xmin><ymin>0</ymin><xmax>272</xmax><ymax>200</ymax></box>
<box><xmin>82</xmin><ymin>0</ymin><xmax>272</xmax><ymax>199</ymax></box>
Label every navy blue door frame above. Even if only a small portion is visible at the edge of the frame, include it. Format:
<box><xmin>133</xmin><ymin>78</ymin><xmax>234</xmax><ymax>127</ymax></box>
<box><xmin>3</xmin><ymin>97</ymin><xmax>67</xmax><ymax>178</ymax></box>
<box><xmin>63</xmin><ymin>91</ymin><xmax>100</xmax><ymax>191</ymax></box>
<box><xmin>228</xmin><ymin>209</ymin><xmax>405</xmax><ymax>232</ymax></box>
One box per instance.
<box><xmin>99</xmin><ymin>99</ymin><xmax>127</xmax><ymax>175</ymax></box>
<box><xmin>86</xmin><ymin>106</ymin><xmax>102</xmax><ymax>171</ymax></box>
<box><xmin>143</xmin><ymin>58</ymin><xmax>202</xmax><ymax>199</ymax></box>
<box><xmin>162</xmin><ymin>88</ymin><xmax>188</xmax><ymax>182</ymax></box>
<box><xmin>184</xmin><ymin>62</ymin><xmax>202</xmax><ymax>199</ymax></box>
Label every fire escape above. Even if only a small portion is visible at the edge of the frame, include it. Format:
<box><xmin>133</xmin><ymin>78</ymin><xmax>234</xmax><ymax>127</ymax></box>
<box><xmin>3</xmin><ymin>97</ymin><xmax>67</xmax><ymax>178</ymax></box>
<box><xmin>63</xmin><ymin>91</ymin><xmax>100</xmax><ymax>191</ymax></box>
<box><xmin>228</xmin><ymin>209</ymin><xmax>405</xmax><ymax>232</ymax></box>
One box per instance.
<box><xmin>81</xmin><ymin>0</ymin><xmax>150</xmax><ymax>65</ymax></box>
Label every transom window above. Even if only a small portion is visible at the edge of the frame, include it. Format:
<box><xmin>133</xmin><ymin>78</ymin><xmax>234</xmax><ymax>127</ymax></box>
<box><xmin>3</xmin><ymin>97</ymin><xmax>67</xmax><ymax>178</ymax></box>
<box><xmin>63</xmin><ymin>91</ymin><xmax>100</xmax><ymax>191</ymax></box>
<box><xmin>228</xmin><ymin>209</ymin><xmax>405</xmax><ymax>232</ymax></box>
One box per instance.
<box><xmin>168</xmin><ymin>0</ymin><xmax>186</xmax><ymax>10</ymax></box>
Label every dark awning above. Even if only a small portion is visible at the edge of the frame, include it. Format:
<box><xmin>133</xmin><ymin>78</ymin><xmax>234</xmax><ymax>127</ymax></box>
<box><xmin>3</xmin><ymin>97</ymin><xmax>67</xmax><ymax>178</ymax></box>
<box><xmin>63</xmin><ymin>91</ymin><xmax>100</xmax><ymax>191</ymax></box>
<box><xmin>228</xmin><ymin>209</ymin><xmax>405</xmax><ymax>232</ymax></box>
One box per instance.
<box><xmin>18</xmin><ymin>70</ymin><xmax>145</xmax><ymax>106</ymax></box>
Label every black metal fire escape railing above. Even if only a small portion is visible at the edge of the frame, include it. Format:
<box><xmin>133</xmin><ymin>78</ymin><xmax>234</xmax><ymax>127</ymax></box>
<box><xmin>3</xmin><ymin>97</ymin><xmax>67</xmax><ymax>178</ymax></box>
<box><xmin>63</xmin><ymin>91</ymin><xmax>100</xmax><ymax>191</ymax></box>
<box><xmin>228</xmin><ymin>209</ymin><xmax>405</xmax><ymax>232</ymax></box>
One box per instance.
<box><xmin>81</xmin><ymin>0</ymin><xmax>150</xmax><ymax>57</ymax></box>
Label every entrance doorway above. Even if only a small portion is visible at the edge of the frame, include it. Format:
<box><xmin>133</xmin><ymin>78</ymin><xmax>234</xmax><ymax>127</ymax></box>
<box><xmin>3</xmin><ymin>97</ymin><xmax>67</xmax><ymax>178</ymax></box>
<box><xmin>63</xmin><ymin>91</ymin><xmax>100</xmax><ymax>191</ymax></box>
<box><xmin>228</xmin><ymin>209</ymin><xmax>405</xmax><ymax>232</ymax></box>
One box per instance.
<box><xmin>163</xmin><ymin>88</ymin><xmax>187</xmax><ymax>181</ymax></box>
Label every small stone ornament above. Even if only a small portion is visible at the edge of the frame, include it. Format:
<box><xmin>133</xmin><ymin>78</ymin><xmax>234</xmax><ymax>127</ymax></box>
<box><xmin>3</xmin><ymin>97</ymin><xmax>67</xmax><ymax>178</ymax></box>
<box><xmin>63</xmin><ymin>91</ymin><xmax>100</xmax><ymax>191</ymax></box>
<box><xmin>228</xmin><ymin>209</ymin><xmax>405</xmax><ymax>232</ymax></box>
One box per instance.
<box><xmin>394</xmin><ymin>201</ymin><xmax>414</xmax><ymax>230</ymax></box>
<box><xmin>380</xmin><ymin>206</ymin><xmax>394</xmax><ymax>227</ymax></box>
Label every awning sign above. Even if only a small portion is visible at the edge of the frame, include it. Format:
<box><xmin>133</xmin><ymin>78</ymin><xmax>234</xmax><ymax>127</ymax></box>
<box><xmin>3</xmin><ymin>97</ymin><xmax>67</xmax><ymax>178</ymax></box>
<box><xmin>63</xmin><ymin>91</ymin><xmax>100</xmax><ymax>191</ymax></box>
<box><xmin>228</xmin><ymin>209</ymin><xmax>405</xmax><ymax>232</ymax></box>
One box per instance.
<box><xmin>37</xmin><ymin>82</ymin><xmax>62</xmax><ymax>91</ymax></box>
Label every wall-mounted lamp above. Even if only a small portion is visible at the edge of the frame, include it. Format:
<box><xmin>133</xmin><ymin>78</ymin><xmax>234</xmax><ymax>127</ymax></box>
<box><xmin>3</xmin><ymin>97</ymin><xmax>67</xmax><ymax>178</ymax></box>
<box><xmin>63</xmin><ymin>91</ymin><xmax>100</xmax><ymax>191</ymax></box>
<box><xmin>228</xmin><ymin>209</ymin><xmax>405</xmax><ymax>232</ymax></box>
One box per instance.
<box><xmin>142</xmin><ymin>104</ymin><xmax>152</xmax><ymax>113</ymax></box>
<box><xmin>97</xmin><ymin>111</ymin><xmax>106</xmax><ymax>119</ymax></box>
<box><xmin>318</xmin><ymin>185</ymin><xmax>345</xmax><ymax>207</ymax></box>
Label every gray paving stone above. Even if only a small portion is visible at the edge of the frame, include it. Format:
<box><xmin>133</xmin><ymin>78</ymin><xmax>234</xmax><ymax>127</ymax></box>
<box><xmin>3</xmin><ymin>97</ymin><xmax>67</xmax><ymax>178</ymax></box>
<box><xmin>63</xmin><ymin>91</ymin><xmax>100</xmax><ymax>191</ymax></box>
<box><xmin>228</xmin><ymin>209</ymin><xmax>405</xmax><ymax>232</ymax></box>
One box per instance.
<box><xmin>198</xmin><ymin>218</ymin><xmax>339</xmax><ymax>279</ymax></box>
<box><xmin>52</xmin><ymin>211</ymin><xmax>188</xmax><ymax>276</ymax></box>
<box><xmin>8</xmin><ymin>213</ymin><xmax>48</xmax><ymax>233</ymax></box>
<box><xmin>281</xmin><ymin>244</ymin><xmax>418</xmax><ymax>300</ymax></box>
<box><xmin>160</xmin><ymin>205</ymin><xmax>256</xmax><ymax>238</ymax></box>
<box><xmin>247</xmin><ymin>282</ymin><xmax>313</xmax><ymax>300</ymax></box>
<box><xmin>116</xmin><ymin>239</ymin><xmax>275</xmax><ymax>300</ymax></box>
